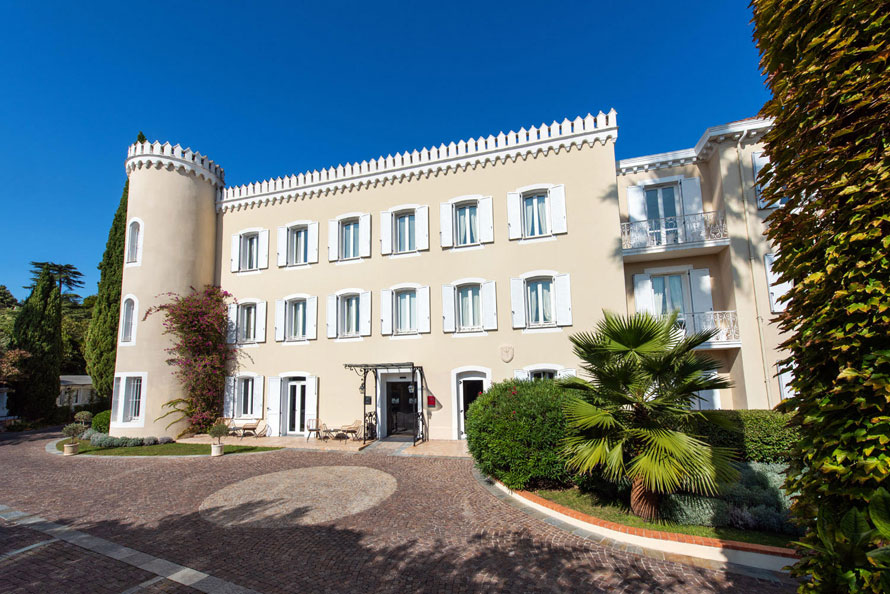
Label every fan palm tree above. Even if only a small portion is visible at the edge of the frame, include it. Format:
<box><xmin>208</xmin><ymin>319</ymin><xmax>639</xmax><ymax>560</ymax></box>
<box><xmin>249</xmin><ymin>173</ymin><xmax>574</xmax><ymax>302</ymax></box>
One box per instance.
<box><xmin>562</xmin><ymin>311</ymin><xmax>737</xmax><ymax>521</ymax></box>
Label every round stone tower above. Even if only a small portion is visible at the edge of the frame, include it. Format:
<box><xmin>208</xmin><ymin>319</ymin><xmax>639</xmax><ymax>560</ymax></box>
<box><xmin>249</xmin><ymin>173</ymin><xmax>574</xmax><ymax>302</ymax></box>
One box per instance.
<box><xmin>110</xmin><ymin>142</ymin><xmax>224</xmax><ymax>438</ymax></box>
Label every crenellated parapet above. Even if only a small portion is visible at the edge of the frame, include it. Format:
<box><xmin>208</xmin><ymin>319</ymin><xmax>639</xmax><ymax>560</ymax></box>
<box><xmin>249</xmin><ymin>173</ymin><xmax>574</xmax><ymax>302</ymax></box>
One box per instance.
<box><xmin>217</xmin><ymin>109</ymin><xmax>618</xmax><ymax>212</ymax></box>
<box><xmin>126</xmin><ymin>141</ymin><xmax>225</xmax><ymax>189</ymax></box>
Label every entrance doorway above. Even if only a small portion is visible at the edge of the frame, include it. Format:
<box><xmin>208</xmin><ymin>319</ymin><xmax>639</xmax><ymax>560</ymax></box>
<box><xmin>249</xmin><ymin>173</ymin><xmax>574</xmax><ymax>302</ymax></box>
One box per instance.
<box><xmin>284</xmin><ymin>378</ymin><xmax>307</xmax><ymax>435</ymax></box>
<box><xmin>457</xmin><ymin>377</ymin><xmax>485</xmax><ymax>439</ymax></box>
<box><xmin>386</xmin><ymin>381</ymin><xmax>416</xmax><ymax>436</ymax></box>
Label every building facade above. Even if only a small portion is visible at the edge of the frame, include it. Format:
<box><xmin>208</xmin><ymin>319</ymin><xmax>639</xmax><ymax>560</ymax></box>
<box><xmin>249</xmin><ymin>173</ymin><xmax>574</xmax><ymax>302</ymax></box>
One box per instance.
<box><xmin>109</xmin><ymin>110</ymin><xmax>791</xmax><ymax>440</ymax></box>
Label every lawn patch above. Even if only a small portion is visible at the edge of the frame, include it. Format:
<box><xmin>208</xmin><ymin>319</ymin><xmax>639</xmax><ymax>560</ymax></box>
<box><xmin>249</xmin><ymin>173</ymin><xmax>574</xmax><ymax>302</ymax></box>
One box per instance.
<box><xmin>57</xmin><ymin>439</ymin><xmax>280</xmax><ymax>456</ymax></box>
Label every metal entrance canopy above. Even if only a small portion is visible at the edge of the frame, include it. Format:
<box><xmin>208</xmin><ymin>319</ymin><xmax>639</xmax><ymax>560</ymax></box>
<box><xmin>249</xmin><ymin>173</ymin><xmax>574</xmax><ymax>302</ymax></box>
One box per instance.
<box><xmin>344</xmin><ymin>362</ymin><xmax>430</xmax><ymax>445</ymax></box>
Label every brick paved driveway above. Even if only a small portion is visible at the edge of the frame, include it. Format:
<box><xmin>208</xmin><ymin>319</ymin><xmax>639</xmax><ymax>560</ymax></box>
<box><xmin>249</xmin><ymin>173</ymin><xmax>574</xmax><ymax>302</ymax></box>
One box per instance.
<box><xmin>0</xmin><ymin>430</ymin><xmax>792</xmax><ymax>593</ymax></box>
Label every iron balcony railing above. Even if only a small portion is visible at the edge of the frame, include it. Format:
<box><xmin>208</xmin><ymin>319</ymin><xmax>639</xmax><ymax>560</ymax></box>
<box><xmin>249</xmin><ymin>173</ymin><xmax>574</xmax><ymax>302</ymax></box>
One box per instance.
<box><xmin>621</xmin><ymin>210</ymin><xmax>728</xmax><ymax>250</ymax></box>
<box><xmin>668</xmin><ymin>311</ymin><xmax>740</xmax><ymax>343</ymax></box>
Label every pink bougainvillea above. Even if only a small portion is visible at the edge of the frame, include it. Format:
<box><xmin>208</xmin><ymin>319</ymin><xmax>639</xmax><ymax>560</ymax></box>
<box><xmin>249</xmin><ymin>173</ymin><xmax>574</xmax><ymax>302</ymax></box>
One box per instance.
<box><xmin>145</xmin><ymin>286</ymin><xmax>234</xmax><ymax>434</ymax></box>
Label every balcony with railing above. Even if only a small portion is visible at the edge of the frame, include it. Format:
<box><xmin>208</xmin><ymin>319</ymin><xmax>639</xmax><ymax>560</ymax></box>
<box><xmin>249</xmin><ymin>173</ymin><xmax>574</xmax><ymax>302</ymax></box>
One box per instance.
<box><xmin>621</xmin><ymin>211</ymin><xmax>729</xmax><ymax>259</ymax></box>
<box><xmin>668</xmin><ymin>311</ymin><xmax>740</xmax><ymax>347</ymax></box>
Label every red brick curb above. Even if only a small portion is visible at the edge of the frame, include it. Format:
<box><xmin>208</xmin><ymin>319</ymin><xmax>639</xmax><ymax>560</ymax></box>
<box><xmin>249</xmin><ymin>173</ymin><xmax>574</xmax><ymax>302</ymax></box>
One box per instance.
<box><xmin>513</xmin><ymin>488</ymin><xmax>799</xmax><ymax>559</ymax></box>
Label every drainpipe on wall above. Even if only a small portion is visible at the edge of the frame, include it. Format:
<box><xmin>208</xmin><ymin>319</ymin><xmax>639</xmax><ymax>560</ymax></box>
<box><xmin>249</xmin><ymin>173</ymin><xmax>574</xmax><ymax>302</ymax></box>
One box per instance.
<box><xmin>737</xmin><ymin>133</ymin><xmax>773</xmax><ymax>409</ymax></box>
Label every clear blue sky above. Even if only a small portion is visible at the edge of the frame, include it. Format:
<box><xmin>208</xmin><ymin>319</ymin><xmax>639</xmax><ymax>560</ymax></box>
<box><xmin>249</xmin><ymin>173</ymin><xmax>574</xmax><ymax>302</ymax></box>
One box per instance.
<box><xmin>0</xmin><ymin>0</ymin><xmax>768</xmax><ymax>301</ymax></box>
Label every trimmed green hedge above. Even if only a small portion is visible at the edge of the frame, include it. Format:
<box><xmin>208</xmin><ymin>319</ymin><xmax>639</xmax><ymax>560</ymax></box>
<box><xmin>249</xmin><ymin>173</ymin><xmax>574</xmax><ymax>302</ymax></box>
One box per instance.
<box><xmin>692</xmin><ymin>410</ymin><xmax>798</xmax><ymax>464</ymax></box>
<box><xmin>465</xmin><ymin>379</ymin><xmax>571</xmax><ymax>490</ymax></box>
<box><xmin>91</xmin><ymin>410</ymin><xmax>111</xmax><ymax>434</ymax></box>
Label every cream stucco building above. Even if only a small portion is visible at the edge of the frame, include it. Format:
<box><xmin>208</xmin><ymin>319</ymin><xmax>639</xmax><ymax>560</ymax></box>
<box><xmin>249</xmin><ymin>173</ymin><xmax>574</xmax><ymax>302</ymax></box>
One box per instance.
<box><xmin>109</xmin><ymin>109</ymin><xmax>792</xmax><ymax>440</ymax></box>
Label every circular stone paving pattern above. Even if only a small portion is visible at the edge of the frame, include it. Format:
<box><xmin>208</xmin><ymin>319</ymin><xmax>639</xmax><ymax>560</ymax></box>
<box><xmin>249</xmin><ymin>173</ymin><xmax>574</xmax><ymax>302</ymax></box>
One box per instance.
<box><xmin>199</xmin><ymin>466</ymin><xmax>397</xmax><ymax>528</ymax></box>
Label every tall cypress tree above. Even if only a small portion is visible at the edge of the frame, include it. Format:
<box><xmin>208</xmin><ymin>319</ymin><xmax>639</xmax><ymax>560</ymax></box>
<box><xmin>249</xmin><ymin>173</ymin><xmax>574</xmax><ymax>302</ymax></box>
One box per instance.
<box><xmin>85</xmin><ymin>179</ymin><xmax>129</xmax><ymax>400</ymax></box>
<box><xmin>85</xmin><ymin>132</ymin><xmax>146</xmax><ymax>401</ymax></box>
<box><xmin>10</xmin><ymin>266</ymin><xmax>62</xmax><ymax>419</ymax></box>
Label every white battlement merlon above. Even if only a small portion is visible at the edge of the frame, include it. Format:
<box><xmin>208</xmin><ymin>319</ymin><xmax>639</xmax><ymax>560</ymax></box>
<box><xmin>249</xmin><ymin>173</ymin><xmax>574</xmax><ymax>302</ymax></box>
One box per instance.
<box><xmin>217</xmin><ymin>109</ymin><xmax>619</xmax><ymax>212</ymax></box>
<box><xmin>126</xmin><ymin>141</ymin><xmax>225</xmax><ymax>188</ymax></box>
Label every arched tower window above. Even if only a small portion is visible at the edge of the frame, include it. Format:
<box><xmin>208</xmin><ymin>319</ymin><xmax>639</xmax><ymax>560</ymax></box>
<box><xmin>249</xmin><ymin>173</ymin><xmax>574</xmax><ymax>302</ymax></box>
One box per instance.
<box><xmin>120</xmin><ymin>297</ymin><xmax>136</xmax><ymax>343</ymax></box>
<box><xmin>126</xmin><ymin>220</ymin><xmax>142</xmax><ymax>265</ymax></box>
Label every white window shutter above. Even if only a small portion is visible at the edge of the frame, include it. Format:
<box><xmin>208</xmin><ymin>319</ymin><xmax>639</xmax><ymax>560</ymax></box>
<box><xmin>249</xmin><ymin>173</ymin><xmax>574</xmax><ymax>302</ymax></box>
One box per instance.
<box><xmin>681</xmin><ymin>177</ymin><xmax>704</xmax><ymax>216</ymax></box>
<box><xmin>778</xmin><ymin>362</ymin><xmax>795</xmax><ymax>400</ymax></box>
<box><xmin>326</xmin><ymin>295</ymin><xmax>337</xmax><ymax>338</ymax></box>
<box><xmin>276</xmin><ymin>227</ymin><xmax>287</xmax><ymax>267</ymax></box>
<box><xmin>230</xmin><ymin>235</ymin><xmax>240</xmax><ymax>272</ymax></box>
<box><xmin>765</xmin><ymin>254</ymin><xmax>791</xmax><ymax>312</ymax></box>
<box><xmin>255</xmin><ymin>302</ymin><xmax>267</xmax><ymax>342</ymax></box>
<box><xmin>258</xmin><ymin>229</ymin><xmax>270</xmax><ymax>269</ymax></box>
<box><xmin>328</xmin><ymin>220</ymin><xmax>338</xmax><ymax>261</ymax></box>
<box><xmin>226</xmin><ymin>304</ymin><xmax>238</xmax><ymax>343</ymax></box>
<box><xmin>359</xmin><ymin>290</ymin><xmax>371</xmax><ymax>336</ymax></box>
<box><xmin>507</xmin><ymin>192</ymin><xmax>521</xmax><ymax>239</ymax></box>
<box><xmin>695</xmin><ymin>389</ymin><xmax>720</xmax><ymax>410</ymax></box>
<box><xmin>416</xmin><ymin>206</ymin><xmax>429</xmax><ymax>250</ymax></box>
<box><xmin>267</xmin><ymin>377</ymin><xmax>282</xmax><ymax>436</ymax></box>
<box><xmin>111</xmin><ymin>377</ymin><xmax>123</xmax><ymax>422</ymax></box>
<box><xmin>556</xmin><ymin>368</ymin><xmax>576</xmax><ymax>379</ymax></box>
<box><xmin>380</xmin><ymin>210</ymin><xmax>393</xmax><ymax>255</ymax></box>
<box><xmin>510</xmin><ymin>278</ymin><xmax>526</xmax><ymax>328</ymax></box>
<box><xmin>380</xmin><ymin>289</ymin><xmax>393</xmax><ymax>335</ymax></box>
<box><xmin>417</xmin><ymin>286</ymin><xmax>430</xmax><ymax>333</ymax></box>
<box><xmin>305</xmin><ymin>376</ymin><xmax>318</xmax><ymax>426</ymax></box>
<box><xmin>555</xmin><ymin>273</ymin><xmax>573</xmax><ymax>326</ymax></box>
<box><xmin>549</xmin><ymin>185</ymin><xmax>567</xmax><ymax>234</ymax></box>
<box><xmin>441</xmin><ymin>285</ymin><xmax>455</xmax><ymax>333</ymax></box>
<box><xmin>513</xmin><ymin>370</ymin><xmax>530</xmax><ymax>381</ymax></box>
<box><xmin>627</xmin><ymin>186</ymin><xmax>647</xmax><ymax>222</ymax></box>
<box><xmin>274</xmin><ymin>299</ymin><xmax>285</xmax><ymax>342</ymax></box>
<box><xmin>689</xmin><ymin>268</ymin><xmax>714</xmax><ymax>313</ymax></box>
<box><xmin>479</xmin><ymin>196</ymin><xmax>494</xmax><ymax>243</ymax></box>
<box><xmin>633</xmin><ymin>274</ymin><xmax>656</xmax><ymax>314</ymax></box>
<box><xmin>481</xmin><ymin>280</ymin><xmax>497</xmax><ymax>330</ymax></box>
<box><xmin>439</xmin><ymin>203</ymin><xmax>453</xmax><ymax>247</ymax></box>
<box><xmin>307</xmin><ymin>222</ymin><xmax>319</xmax><ymax>263</ymax></box>
<box><xmin>359</xmin><ymin>213</ymin><xmax>371</xmax><ymax>258</ymax></box>
<box><xmin>753</xmin><ymin>152</ymin><xmax>769</xmax><ymax>208</ymax></box>
<box><xmin>306</xmin><ymin>296</ymin><xmax>317</xmax><ymax>340</ymax></box>
<box><xmin>223</xmin><ymin>377</ymin><xmax>235</xmax><ymax>418</ymax></box>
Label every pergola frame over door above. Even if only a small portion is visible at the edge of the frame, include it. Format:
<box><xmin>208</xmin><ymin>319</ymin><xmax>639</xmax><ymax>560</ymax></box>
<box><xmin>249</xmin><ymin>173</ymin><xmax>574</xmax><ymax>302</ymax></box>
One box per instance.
<box><xmin>343</xmin><ymin>362</ymin><xmax>429</xmax><ymax>445</ymax></box>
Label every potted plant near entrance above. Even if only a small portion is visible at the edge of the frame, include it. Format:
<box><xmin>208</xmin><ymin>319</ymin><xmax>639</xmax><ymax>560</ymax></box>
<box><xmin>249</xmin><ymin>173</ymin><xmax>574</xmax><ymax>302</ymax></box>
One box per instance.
<box><xmin>208</xmin><ymin>423</ymin><xmax>228</xmax><ymax>457</ymax></box>
<box><xmin>62</xmin><ymin>423</ymin><xmax>83</xmax><ymax>456</ymax></box>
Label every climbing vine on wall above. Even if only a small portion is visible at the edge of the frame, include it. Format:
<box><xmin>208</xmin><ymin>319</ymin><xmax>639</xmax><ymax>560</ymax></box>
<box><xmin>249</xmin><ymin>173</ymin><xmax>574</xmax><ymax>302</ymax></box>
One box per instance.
<box><xmin>146</xmin><ymin>285</ymin><xmax>234</xmax><ymax>434</ymax></box>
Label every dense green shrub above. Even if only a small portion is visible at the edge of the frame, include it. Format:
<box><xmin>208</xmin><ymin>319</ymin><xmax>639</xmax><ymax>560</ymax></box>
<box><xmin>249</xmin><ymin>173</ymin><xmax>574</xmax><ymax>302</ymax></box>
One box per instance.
<box><xmin>691</xmin><ymin>410</ymin><xmax>798</xmax><ymax>463</ymax></box>
<box><xmin>92</xmin><ymin>410</ymin><xmax>110</xmax><ymax>433</ymax></box>
<box><xmin>661</xmin><ymin>494</ymin><xmax>731</xmax><ymax>527</ymax></box>
<box><xmin>142</xmin><ymin>436</ymin><xmax>158</xmax><ymax>446</ymax></box>
<box><xmin>158</xmin><ymin>436</ymin><xmax>173</xmax><ymax>444</ymax></box>
<box><xmin>465</xmin><ymin>379</ymin><xmax>572</xmax><ymax>490</ymax></box>
<box><xmin>661</xmin><ymin>463</ymin><xmax>799</xmax><ymax>535</ymax></box>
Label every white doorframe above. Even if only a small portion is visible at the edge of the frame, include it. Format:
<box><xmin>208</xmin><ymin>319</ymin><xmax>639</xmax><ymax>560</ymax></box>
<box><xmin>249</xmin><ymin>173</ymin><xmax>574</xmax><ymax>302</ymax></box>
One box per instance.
<box><xmin>376</xmin><ymin>368</ymin><xmax>420</xmax><ymax>438</ymax></box>
<box><xmin>450</xmin><ymin>366</ymin><xmax>491</xmax><ymax>439</ymax></box>
<box><xmin>283</xmin><ymin>377</ymin><xmax>308</xmax><ymax>435</ymax></box>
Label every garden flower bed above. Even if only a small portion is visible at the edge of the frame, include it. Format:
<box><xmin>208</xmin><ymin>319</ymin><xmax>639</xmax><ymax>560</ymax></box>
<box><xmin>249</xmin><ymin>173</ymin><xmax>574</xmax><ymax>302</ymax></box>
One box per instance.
<box><xmin>534</xmin><ymin>487</ymin><xmax>793</xmax><ymax>549</ymax></box>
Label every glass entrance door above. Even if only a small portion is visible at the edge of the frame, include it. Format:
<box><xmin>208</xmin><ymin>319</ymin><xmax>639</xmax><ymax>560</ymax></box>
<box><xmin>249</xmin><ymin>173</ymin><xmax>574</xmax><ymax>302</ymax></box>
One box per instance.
<box><xmin>286</xmin><ymin>379</ymin><xmax>307</xmax><ymax>435</ymax></box>
<box><xmin>459</xmin><ymin>379</ymin><xmax>484</xmax><ymax>439</ymax></box>
<box><xmin>386</xmin><ymin>381</ymin><xmax>415</xmax><ymax>436</ymax></box>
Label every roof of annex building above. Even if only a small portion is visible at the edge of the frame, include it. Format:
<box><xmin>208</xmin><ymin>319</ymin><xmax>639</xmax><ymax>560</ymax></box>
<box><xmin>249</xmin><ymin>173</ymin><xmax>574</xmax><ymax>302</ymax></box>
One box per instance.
<box><xmin>616</xmin><ymin>117</ymin><xmax>773</xmax><ymax>175</ymax></box>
